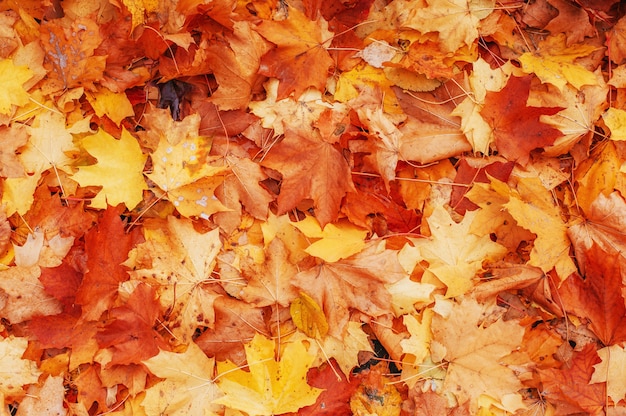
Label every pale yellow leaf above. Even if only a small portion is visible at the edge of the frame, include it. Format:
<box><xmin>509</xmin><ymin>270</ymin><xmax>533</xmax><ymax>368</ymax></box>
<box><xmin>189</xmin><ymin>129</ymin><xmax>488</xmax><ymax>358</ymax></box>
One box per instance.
<box><xmin>291</xmin><ymin>216</ymin><xmax>368</xmax><ymax>262</ymax></box>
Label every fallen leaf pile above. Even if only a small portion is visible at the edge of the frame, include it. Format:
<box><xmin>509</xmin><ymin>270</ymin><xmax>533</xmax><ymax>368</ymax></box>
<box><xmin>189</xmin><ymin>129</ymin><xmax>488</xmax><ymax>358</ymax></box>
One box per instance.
<box><xmin>1</xmin><ymin>0</ymin><xmax>626</xmax><ymax>414</ymax></box>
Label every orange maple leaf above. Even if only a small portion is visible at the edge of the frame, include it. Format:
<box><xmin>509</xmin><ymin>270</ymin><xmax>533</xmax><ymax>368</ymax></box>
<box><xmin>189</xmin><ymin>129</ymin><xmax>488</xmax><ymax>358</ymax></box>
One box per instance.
<box><xmin>40</xmin><ymin>17</ymin><xmax>106</xmax><ymax>92</ymax></box>
<box><xmin>558</xmin><ymin>243</ymin><xmax>626</xmax><ymax>345</ymax></box>
<box><xmin>75</xmin><ymin>205</ymin><xmax>140</xmax><ymax>321</ymax></box>
<box><xmin>539</xmin><ymin>344</ymin><xmax>606</xmax><ymax>415</ymax></box>
<box><xmin>262</xmin><ymin>127</ymin><xmax>355</xmax><ymax>227</ymax></box>
<box><xmin>255</xmin><ymin>6</ymin><xmax>335</xmax><ymax>99</ymax></box>
<box><xmin>292</xmin><ymin>241</ymin><xmax>407</xmax><ymax>337</ymax></box>
<box><xmin>95</xmin><ymin>283</ymin><xmax>167</xmax><ymax>366</ymax></box>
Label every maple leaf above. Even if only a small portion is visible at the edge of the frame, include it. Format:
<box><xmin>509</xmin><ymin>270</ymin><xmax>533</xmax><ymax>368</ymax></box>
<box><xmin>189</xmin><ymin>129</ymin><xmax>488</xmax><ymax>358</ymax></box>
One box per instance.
<box><xmin>20</xmin><ymin>185</ymin><xmax>96</xmax><ymax>241</ymax></box>
<box><xmin>142</xmin><ymin>341</ymin><xmax>223</xmax><ymax>416</ymax></box>
<box><xmin>558</xmin><ymin>243</ymin><xmax>626</xmax><ymax>345</ymax></box>
<box><xmin>95</xmin><ymin>283</ymin><xmax>167</xmax><ymax>366</ymax></box>
<box><xmin>539</xmin><ymin>344</ymin><xmax>606</xmax><ymax>415</ymax></box>
<box><xmin>75</xmin><ymin>205</ymin><xmax>139</xmax><ymax>321</ymax></box>
<box><xmin>590</xmin><ymin>345</ymin><xmax>626</xmax><ymax>404</ymax></box>
<box><xmin>16</xmin><ymin>375</ymin><xmax>65</xmax><ymax>416</ymax></box>
<box><xmin>410</xmin><ymin>205</ymin><xmax>507</xmax><ymax>298</ymax></box>
<box><xmin>0</xmin><ymin>336</ymin><xmax>42</xmax><ymax>398</ymax></box>
<box><xmin>544</xmin><ymin>0</ymin><xmax>596</xmax><ymax>45</ymax></box>
<box><xmin>393</xmin><ymin>87</ymin><xmax>472</xmax><ymax>164</ymax></box>
<box><xmin>315</xmin><ymin>321</ymin><xmax>373</xmax><ymax>376</ymax></box>
<box><xmin>349</xmin><ymin>105</ymin><xmax>404</xmax><ymax>190</ymax></box>
<box><xmin>602</xmin><ymin>106</ymin><xmax>626</xmax><ymax>140</ymax></box>
<box><xmin>299</xmin><ymin>359</ymin><xmax>360</xmax><ymax>416</ymax></box>
<box><xmin>21</xmin><ymin>111</ymin><xmax>86</xmax><ymax>178</ymax></box>
<box><xmin>27</xmin><ymin>312</ymin><xmax>100</xmax><ymax>370</ymax></box>
<box><xmin>399</xmin><ymin>0</ymin><xmax>495</xmax><ymax>52</ymax></box>
<box><xmin>432</xmin><ymin>298</ymin><xmax>525</xmax><ymax>412</ymax></box>
<box><xmin>122</xmin><ymin>0</ymin><xmax>160</xmax><ymax>30</ymax></box>
<box><xmin>85</xmin><ymin>88</ymin><xmax>135</xmax><ymax>126</ymax></box>
<box><xmin>0</xmin><ymin>58</ymin><xmax>32</xmax><ymax>114</ymax></box>
<box><xmin>255</xmin><ymin>6</ymin><xmax>334</xmax><ymax>99</ymax></box>
<box><xmin>452</xmin><ymin>58</ymin><xmax>512</xmax><ymax>154</ymax></box>
<box><xmin>334</xmin><ymin>64</ymin><xmax>399</xmax><ymax>114</ymax></box>
<box><xmin>519</xmin><ymin>34</ymin><xmax>599</xmax><ymax>91</ymax></box>
<box><xmin>400</xmin><ymin>308</ymin><xmax>434</xmax><ymax>368</ymax></box>
<box><xmin>501</xmin><ymin>179</ymin><xmax>576</xmax><ymax>279</ymax></box>
<box><xmin>291</xmin><ymin>215</ymin><xmax>367</xmax><ymax>262</ymax></box>
<box><xmin>237</xmin><ymin>237</ymin><xmax>299</xmax><ymax>307</ymax></box>
<box><xmin>261</xmin><ymin>127</ymin><xmax>355</xmax><ymax>227</ymax></box>
<box><xmin>194</xmin><ymin>296</ymin><xmax>269</xmax><ymax>364</ymax></box>
<box><xmin>292</xmin><ymin>241</ymin><xmax>407</xmax><ymax>337</ymax></box>
<box><xmin>350</xmin><ymin>362</ymin><xmax>403</xmax><ymax>416</ymax></box>
<box><xmin>573</xmin><ymin>140</ymin><xmax>623</xmax><ymax>215</ymax></box>
<box><xmin>126</xmin><ymin>216</ymin><xmax>222</xmax><ymax>343</ymax></box>
<box><xmin>72</xmin><ymin>128</ymin><xmax>148</xmax><ymax>210</ymax></box>
<box><xmin>249</xmin><ymin>79</ymin><xmax>338</xmax><ymax>135</ymax></box>
<box><xmin>40</xmin><ymin>17</ymin><xmax>106</xmax><ymax>92</ymax></box>
<box><xmin>538</xmin><ymin>79</ymin><xmax>607</xmax><ymax>156</ymax></box>
<box><xmin>568</xmin><ymin>192</ymin><xmax>626</xmax><ymax>276</ymax></box>
<box><xmin>204</xmin><ymin>21</ymin><xmax>271</xmax><ymax>110</ymax></box>
<box><xmin>215</xmin><ymin>333</ymin><xmax>322</xmax><ymax>415</ymax></box>
<box><xmin>480</xmin><ymin>75</ymin><xmax>564</xmax><ymax>164</ymax></box>
<box><xmin>210</xmin><ymin>137</ymin><xmax>274</xmax><ymax>232</ymax></box>
<box><xmin>146</xmin><ymin>127</ymin><xmax>229</xmax><ymax>219</ymax></box>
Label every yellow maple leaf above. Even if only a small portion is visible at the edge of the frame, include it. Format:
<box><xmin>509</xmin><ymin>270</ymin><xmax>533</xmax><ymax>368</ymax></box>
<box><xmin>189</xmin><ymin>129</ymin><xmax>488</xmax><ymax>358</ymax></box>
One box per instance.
<box><xmin>401</xmin><ymin>0</ymin><xmax>495</xmax><ymax>53</ymax></box>
<box><xmin>602</xmin><ymin>107</ymin><xmax>626</xmax><ymax>141</ymax></box>
<box><xmin>142</xmin><ymin>342</ymin><xmax>223</xmax><ymax>416</ymax></box>
<box><xmin>0</xmin><ymin>58</ymin><xmax>32</xmax><ymax>114</ymax></box>
<box><xmin>399</xmin><ymin>308</ymin><xmax>434</xmax><ymax>388</ymax></box>
<box><xmin>0</xmin><ymin>336</ymin><xmax>42</xmax><ymax>398</ymax></box>
<box><xmin>492</xmin><ymin>176</ymin><xmax>577</xmax><ymax>279</ymax></box>
<box><xmin>410</xmin><ymin>205</ymin><xmax>507</xmax><ymax>298</ymax></box>
<box><xmin>291</xmin><ymin>215</ymin><xmax>368</xmax><ymax>262</ymax></box>
<box><xmin>519</xmin><ymin>33</ymin><xmax>599</xmax><ymax>91</ymax></box>
<box><xmin>402</xmin><ymin>307</ymin><xmax>433</xmax><ymax>362</ymax></box>
<box><xmin>22</xmin><ymin>112</ymin><xmax>86</xmax><ymax>175</ymax></box>
<box><xmin>85</xmin><ymin>88</ymin><xmax>135</xmax><ymax>126</ymax></box>
<box><xmin>72</xmin><ymin>128</ymin><xmax>148</xmax><ymax>210</ymax></box>
<box><xmin>147</xmin><ymin>134</ymin><xmax>229</xmax><ymax>219</ymax></box>
<box><xmin>2</xmin><ymin>174</ymin><xmax>39</xmax><ymax>215</ymax></box>
<box><xmin>214</xmin><ymin>334</ymin><xmax>322</xmax><ymax>415</ymax></box>
<box><xmin>386</xmin><ymin>276</ymin><xmax>436</xmax><ymax>316</ymax></box>
<box><xmin>590</xmin><ymin>345</ymin><xmax>626</xmax><ymax>403</ymax></box>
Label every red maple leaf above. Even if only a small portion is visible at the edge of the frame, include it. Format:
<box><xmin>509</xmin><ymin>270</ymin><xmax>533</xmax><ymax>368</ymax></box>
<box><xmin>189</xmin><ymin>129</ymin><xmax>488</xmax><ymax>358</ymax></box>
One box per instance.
<box><xmin>96</xmin><ymin>283</ymin><xmax>167</xmax><ymax>366</ymax></box>
<box><xmin>299</xmin><ymin>359</ymin><xmax>360</xmax><ymax>415</ymax></box>
<box><xmin>39</xmin><ymin>260</ymin><xmax>83</xmax><ymax>309</ymax></box>
<box><xmin>558</xmin><ymin>243</ymin><xmax>626</xmax><ymax>345</ymax></box>
<box><xmin>480</xmin><ymin>75</ymin><xmax>563</xmax><ymax>165</ymax></box>
<box><xmin>75</xmin><ymin>205</ymin><xmax>141</xmax><ymax>321</ymax></box>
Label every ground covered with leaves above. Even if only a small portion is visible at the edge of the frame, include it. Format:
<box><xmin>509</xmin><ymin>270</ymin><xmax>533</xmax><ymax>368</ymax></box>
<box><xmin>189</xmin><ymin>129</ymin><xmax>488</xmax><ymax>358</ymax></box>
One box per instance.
<box><xmin>0</xmin><ymin>0</ymin><xmax>625</xmax><ymax>414</ymax></box>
